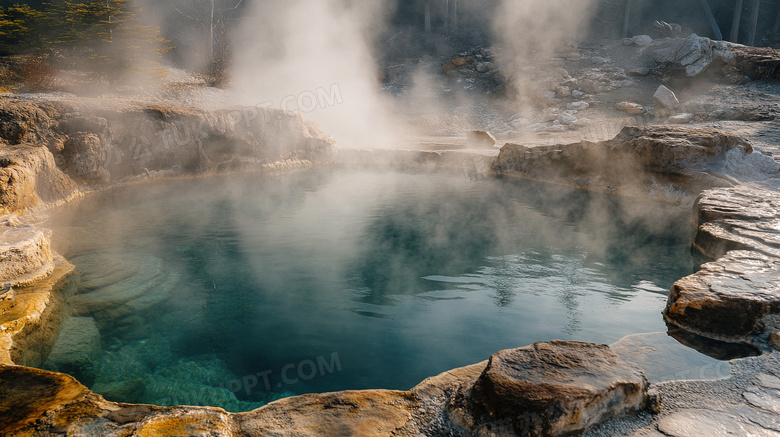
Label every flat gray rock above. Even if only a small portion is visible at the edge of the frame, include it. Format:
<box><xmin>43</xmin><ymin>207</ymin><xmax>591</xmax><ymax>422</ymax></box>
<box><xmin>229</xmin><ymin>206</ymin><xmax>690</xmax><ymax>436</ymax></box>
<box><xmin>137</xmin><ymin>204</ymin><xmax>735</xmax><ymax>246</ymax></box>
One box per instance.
<box><xmin>658</xmin><ymin>409</ymin><xmax>778</xmax><ymax>437</ymax></box>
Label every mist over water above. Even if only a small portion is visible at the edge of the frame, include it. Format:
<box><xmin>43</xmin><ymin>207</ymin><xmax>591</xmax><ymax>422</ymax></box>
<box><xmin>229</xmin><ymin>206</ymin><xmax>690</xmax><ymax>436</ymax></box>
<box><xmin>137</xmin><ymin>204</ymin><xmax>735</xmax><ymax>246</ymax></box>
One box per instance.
<box><xmin>46</xmin><ymin>170</ymin><xmax>693</xmax><ymax>411</ymax></box>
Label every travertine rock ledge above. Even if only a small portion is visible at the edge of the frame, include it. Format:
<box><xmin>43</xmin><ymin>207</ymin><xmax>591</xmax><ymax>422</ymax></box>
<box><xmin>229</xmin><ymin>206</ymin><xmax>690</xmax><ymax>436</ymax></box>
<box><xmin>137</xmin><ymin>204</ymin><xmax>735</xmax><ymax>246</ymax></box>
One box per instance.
<box><xmin>0</xmin><ymin>256</ymin><xmax>75</xmax><ymax>367</ymax></box>
<box><xmin>0</xmin><ymin>222</ymin><xmax>54</xmax><ymax>287</ymax></box>
<box><xmin>0</xmin><ymin>97</ymin><xmax>338</xmax><ymax>214</ymax></box>
<box><xmin>0</xmin><ymin>341</ymin><xmax>649</xmax><ymax>436</ymax></box>
<box><xmin>665</xmin><ymin>186</ymin><xmax>780</xmax><ymax>350</ymax></box>
<box><xmin>492</xmin><ymin>126</ymin><xmax>779</xmax><ymax>204</ymax></box>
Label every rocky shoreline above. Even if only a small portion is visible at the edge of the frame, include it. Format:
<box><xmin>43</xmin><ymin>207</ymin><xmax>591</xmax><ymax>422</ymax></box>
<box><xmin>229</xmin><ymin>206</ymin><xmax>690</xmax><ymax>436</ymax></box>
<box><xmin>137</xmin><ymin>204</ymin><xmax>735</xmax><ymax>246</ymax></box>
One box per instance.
<box><xmin>1</xmin><ymin>95</ymin><xmax>780</xmax><ymax>435</ymax></box>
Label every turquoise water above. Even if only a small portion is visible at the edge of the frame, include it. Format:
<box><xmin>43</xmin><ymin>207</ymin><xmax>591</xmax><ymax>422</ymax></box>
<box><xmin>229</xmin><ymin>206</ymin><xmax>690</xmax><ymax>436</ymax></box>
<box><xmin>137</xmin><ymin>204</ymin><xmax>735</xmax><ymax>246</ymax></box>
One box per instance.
<box><xmin>45</xmin><ymin>169</ymin><xmax>693</xmax><ymax>412</ymax></box>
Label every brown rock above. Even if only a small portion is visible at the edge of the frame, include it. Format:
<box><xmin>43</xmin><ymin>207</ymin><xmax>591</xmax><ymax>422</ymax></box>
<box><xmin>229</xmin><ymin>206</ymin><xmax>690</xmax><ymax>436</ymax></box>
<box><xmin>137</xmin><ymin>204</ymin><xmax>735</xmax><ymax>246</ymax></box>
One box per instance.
<box><xmin>0</xmin><ymin>364</ymin><xmax>90</xmax><ymax>434</ymax></box>
<box><xmin>665</xmin><ymin>186</ymin><xmax>780</xmax><ymax>347</ymax></box>
<box><xmin>471</xmin><ymin>341</ymin><xmax>648</xmax><ymax>436</ymax></box>
<box><xmin>0</xmin><ymin>121</ymin><xmax>28</xmax><ymax>144</ymax></box>
<box><xmin>443</xmin><ymin>57</ymin><xmax>470</xmax><ymax>74</ymax></box>
<box><xmin>0</xmin><ymin>99</ymin><xmax>51</xmax><ymax>145</ymax></box>
<box><xmin>725</xmin><ymin>43</ymin><xmax>780</xmax><ymax>81</ymax></box>
<box><xmin>665</xmin><ymin>250</ymin><xmax>780</xmax><ymax>341</ymax></box>
<box><xmin>237</xmin><ymin>390</ymin><xmax>417</xmax><ymax>436</ymax></box>
<box><xmin>579</xmin><ymin>79</ymin><xmax>602</xmax><ymax>94</ymax></box>
<box><xmin>616</xmin><ymin>102</ymin><xmax>646</xmax><ymax>115</ymax></box>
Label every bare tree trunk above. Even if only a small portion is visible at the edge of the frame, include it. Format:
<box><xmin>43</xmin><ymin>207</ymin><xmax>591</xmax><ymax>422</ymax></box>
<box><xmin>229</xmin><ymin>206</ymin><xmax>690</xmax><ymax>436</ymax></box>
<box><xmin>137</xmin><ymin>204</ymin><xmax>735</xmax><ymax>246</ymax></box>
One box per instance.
<box><xmin>731</xmin><ymin>0</ymin><xmax>743</xmax><ymax>42</ymax></box>
<box><xmin>747</xmin><ymin>0</ymin><xmax>760</xmax><ymax>46</ymax></box>
<box><xmin>425</xmin><ymin>0</ymin><xmax>431</xmax><ymax>33</ymax></box>
<box><xmin>774</xmin><ymin>4</ymin><xmax>780</xmax><ymax>33</ymax></box>
<box><xmin>106</xmin><ymin>0</ymin><xmax>113</xmax><ymax>41</ymax></box>
<box><xmin>210</xmin><ymin>0</ymin><xmax>215</xmax><ymax>61</ymax></box>
<box><xmin>622</xmin><ymin>0</ymin><xmax>632</xmax><ymax>38</ymax></box>
<box><xmin>445</xmin><ymin>0</ymin><xmax>450</xmax><ymax>33</ymax></box>
<box><xmin>452</xmin><ymin>0</ymin><xmax>458</xmax><ymax>32</ymax></box>
<box><xmin>700</xmin><ymin>0</ymin><xmax>722</xmax><ymax>40</ymax></box>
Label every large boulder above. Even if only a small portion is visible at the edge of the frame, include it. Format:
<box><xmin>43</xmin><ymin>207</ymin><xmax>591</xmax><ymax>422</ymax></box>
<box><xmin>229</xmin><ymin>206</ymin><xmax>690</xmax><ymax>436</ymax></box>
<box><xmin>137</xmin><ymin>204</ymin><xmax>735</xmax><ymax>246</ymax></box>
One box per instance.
<box><xmin>470</xmin><ymin>341</ymin><xmax>649</xmax><ymax>436</ymax></box>
<box><xmin>651</xmin><ymin>34</ymin><xmax>732</xmax><ymax>77</ymax></box>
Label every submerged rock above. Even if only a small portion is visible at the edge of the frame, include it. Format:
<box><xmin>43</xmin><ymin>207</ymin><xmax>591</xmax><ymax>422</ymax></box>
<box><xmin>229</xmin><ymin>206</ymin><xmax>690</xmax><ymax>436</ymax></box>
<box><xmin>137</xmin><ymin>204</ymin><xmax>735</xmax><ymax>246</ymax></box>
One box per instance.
<box><xmin>470</xmin><ymin>341</ymin><xmax>648</xmax><ymax>436</ymax></box>
<box><xmin>67</xmin><ymin>253</ymin><xmax>180</xmax><ymax>327</ymax></box>
<box><xmin>42</xmin><ymin>316</ymin><xmax>101</xmax><ymax>384</ymax></box>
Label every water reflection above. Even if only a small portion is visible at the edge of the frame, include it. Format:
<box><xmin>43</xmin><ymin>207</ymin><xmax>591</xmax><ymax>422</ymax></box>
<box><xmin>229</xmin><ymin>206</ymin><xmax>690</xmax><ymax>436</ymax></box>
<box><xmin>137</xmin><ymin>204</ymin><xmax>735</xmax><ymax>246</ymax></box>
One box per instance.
<box><xmin>45</xmin><ymin>169</ymin><xmax>694</xmax><ymax>411</ymax></box>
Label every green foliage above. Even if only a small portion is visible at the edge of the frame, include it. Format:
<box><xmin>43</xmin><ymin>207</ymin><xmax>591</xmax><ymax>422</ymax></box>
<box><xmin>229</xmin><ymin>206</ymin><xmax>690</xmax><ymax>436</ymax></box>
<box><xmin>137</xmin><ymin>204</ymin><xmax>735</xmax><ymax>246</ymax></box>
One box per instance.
<box><xmin>0</xmin><ymin>4</ymin><xmax>43</xmax><ymax>54</ymax></box>
<box><xmin>0</xmin><ymin>1</ymin><xmax>170</xmax><ymax>83</ymax></box>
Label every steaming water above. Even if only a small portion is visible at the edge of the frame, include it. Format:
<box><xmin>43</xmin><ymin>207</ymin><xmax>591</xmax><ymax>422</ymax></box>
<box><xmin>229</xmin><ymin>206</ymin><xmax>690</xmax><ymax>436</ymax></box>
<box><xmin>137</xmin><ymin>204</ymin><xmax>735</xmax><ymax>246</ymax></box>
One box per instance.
<box><xmin>46</xmin><ymin>169</ymin><xmax>693</xmax><ymax>412</ymax></box>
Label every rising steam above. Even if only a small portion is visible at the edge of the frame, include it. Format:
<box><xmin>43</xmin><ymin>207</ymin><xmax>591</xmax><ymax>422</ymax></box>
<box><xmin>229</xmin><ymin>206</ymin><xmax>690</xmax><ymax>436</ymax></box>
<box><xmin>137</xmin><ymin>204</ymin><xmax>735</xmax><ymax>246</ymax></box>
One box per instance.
<box><xmin>229</xmin><ymin>0</ymin><xmax>400</xmax><ymax>148</ymax></box>
<box><xmin>492</xmin><ymin>0</ymin><xmax>599</xmax><ymax>111</ymax></box>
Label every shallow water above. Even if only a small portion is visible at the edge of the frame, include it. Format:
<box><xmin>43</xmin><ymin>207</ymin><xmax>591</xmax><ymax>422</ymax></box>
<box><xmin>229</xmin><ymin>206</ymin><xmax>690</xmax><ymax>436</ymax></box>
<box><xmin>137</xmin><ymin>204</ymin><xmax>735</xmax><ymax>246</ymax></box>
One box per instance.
<box><xmin>45</xmin><ymin>169</ymin><xmax>694</xmax><ymax>411</ymax></box>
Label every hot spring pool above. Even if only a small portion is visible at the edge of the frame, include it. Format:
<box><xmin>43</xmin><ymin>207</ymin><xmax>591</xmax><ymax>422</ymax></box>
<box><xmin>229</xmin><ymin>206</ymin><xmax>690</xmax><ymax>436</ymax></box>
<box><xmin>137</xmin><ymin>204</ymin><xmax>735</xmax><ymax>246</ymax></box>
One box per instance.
<box><xmin>45</xmin><ymin>169</ymin><xmax>694</xmax><ymax>412</ymax></box>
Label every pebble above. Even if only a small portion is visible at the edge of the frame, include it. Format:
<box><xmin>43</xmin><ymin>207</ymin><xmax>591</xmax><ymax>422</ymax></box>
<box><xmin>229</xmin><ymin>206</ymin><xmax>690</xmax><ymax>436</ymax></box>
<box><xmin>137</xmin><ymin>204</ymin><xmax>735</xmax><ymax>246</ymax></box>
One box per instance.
<box><xmin>668</xmin><ymin>113</ymin><xmax>694</xmax><ymax>124</ymax></box>
<box><xmin>629</xmin><ymin>67</ymin><xmax>650</xmax><ymax>76</ymax></box>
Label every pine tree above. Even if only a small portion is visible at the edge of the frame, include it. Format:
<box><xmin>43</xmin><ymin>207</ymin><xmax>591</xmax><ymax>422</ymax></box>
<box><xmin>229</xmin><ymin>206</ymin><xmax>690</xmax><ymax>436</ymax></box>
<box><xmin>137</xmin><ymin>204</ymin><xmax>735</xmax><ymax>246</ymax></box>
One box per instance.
<box><xmin>39</xmin><ymin>1</ymin><xmax>170</xmax><ymax>83</ymax></box>
<box><xmin>0</xmin><ymin>4</ymin><xmax>43</xmax><ymax>55</ymax></box>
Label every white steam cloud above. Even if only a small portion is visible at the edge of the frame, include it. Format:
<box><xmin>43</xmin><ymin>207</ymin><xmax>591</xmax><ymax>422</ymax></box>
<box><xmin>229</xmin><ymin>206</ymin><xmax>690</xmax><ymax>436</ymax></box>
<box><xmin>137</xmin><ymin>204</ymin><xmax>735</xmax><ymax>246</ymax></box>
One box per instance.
<box><xmin>492</xmin><ymin>0</ymin><xmax>598</xmax><ymax>111</ymax></box>
<box><xmin>228</xmin><ymin>0</ymin><xmax>600</xmax><ymax>146</ymax></box>
<box><xmin>230</xmin><ymin>0</ymin><xmax>400</xmax><ymax>148</ymax></box>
